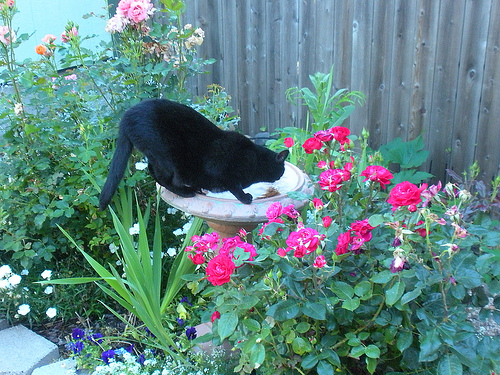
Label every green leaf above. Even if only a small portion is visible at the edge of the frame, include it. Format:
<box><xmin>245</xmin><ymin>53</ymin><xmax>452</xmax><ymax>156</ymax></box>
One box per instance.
<box><xmin>267</xmin><ymin>299</ymin><xmax>301</xmax><ymax>321</ymax></box>
<box><xmin>242</xmin><ymin>319</ymin><xmax>261</xmax><ymax>332</ymax></box>
<box><xmin>365</xmin><ymin>345</ymin><xmax>381</xmax><ymax>359</ymax></box>
<box><xmin>368</xmin><ymin>214</ymin><xmax>385</xmax><ymax>227</ymax></box>
<box><xmin>301</xmin><ymin>354</ymin><xmax>319</xmax><ymax>370</ymax></box>
<box><xmin>302</xmin><ymin>302</ymin><xmax>326</xmax><ymax>320</ymax></box>
<box><xmin>296</xmin><ymin>322</ymin><xmax>311</xmax><ymax>333</ymax></box>
<box><xmin>371</xmin><ymin>270</ymin><xmax>395</xmax><ymax>284</ymax></box>
<box><xmin>292</xmin><ymin>337</ymin><xmax>311</xmax><ymax>355</ymax></box>
<box><xmin>350</xmin><ymin>345</ymin><xmax>365</xmax><ymax>358</ymax></box>
<box><xmin>218</xmin><ymin>311</ymin><xmax>238</xmax><ymax>340</ymax></box>
<box><xmin>366</xmin><ymin>357</ymin><xmax>378</xmax><ymax>374</ymax></box>
<box><xmin>396</xmin><ymin>330</ymin><xmax>413</xmax><ymax>352</ymax></box>
<box><xmin>385</xmin><ymin>281</ymin><xmax>405</xmax><ymax>306</ymax></box>
<box><xmin>354</xmin><ymin>280</ymin><xmax>372</xmax><ymax>298</ymax></box>
<box><xmin>437</xmin><ymin>354</ymin><xmax>463</xmax><ymax>375</ymax></box>
<box><xmin>342</xmin><ymin>297</ymin><xmax>360</xmax><ymax>311</ymax></box>
<box><xmin>317</xmin><ymin>360</ymin><xmax>334</xmax><ymax>375</ymax></box>
<box><xmin>419</xmin><ymin>330</ymin><xmax>441</xmax><ymax>362</ymax></box>
<box><xmin>401</xmin><ymin>287</ymin><xmax>422</xmax><ymax>305</ymax></box>
<box><xmin>332</xmin><ymin>281</ymin><xmax>354</xmax><ymax>300</ymax></box>
<box><xmin>249</xmin><ymin>343</ymin><xmax>266</xmax><ymax>368</ymax></box>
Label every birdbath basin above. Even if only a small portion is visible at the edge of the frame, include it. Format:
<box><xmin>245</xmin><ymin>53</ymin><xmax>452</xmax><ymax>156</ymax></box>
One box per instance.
<box><xmin>159</xmin><ymin>162</ymin><xmax>313</xmax><ymax>238</ymax></box>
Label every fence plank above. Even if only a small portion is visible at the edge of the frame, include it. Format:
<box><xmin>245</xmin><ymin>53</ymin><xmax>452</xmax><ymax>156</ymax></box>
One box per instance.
<box><xmin>450</xmin><ymin>0</ymin><xmax>491</xmax><ymax>177</ymax></box>
<box><xmin>476</xmin><ymin>0</ymin><xmax>500</xmax><ymax>182</ymax></box>
<box><xmin>426</xmin><ymin>1</ymin><xmax>466</xmax><ymax>179</ymax></box>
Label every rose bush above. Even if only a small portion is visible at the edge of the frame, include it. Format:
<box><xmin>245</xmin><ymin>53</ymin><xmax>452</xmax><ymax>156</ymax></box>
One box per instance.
<box><xmin>185</xmin><ymin>70</ymin><xmax>500</xmax><ymax>374</ymax></box>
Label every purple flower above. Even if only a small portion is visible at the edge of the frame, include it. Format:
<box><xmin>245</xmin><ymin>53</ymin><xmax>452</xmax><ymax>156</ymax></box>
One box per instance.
<box><xmin>177</xmin><ymin>317</ymin><xmax>184</xmax><ymax>326</ymax></box>
<box><xmin>185</xmin><ymin>326</ymin><xmax>197</xmax><ymax>340</ymax></box>
<box><xmin>89</xmin><ymin>332</ymin><xmax>103</xmax><ymax>344</ymax></box>
<box><xmin>180</xmin><ymin>296</ymin><xmax>192</xmax><ymax>306</ymax></box>
<box><xmin>71</xmin><ymin>340</ymin><xmax>84</xmax><ymax>354</ymax></box>
<box><xmin>72</xmin><ymin>327</ymin><xmax>85</xmax><ymax>340</ymax></box>
<box><xmin>137</xmin><ymin>354</ymin><xmax>146</xmax><ymax>365</ymax></box>
<box><xmin>145</xmin><ymin>327</ymin><xmax>156</xmax><ymax>338</ymax></box>
<box><xmin>126</xmin><ymin>344</ymin><xmax>134</xmax><ymax>353</ymax></box>
<box><xmin>102</xmin><ymin>349</ymin><xmax>115</xmax><ymax>364</ymax></box>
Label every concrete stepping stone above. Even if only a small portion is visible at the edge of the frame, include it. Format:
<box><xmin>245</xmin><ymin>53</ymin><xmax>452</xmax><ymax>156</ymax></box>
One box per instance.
<box><xmin>0</xmin><ymin>325</ymin><xmax>59</xmax><ymax>375</ymax></box>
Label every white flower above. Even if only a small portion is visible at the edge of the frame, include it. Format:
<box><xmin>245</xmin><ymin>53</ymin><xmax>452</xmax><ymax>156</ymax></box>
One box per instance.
<box><xmin>17</xmin><ymin>304</ymin><xmax>30</xmax><ymax>315</ymax></box>
<box><xmin>44</xmin><ymin>286</ymin><xmax>54</xmax><ymax>294</ymax></box>
<box><xmin>14</xmin><ymin>102</ymin><xmax>24</xmax><ymax>116</ymax></box>
<box><xmin>20</xmin><ymin>269</ymin><xmax>29</xmax><ymax>276</ymax></box>
<box><xmin>8</xmin><ymin>274</ymin><xmax>21</xmax><ymax>287</ymax></box>
<box><xmin>129</xmin><ymin>223</ymin><xmax>140</xmax><ymax>235</ymax></box>
<box><xmin>41</xmin><ymin>270</ymin><xmax>52</xmax><ymax>280</ymax></box>
<box><xmin>135</xmin><ymin>161</ymin><xmax>148</xmax><ymax>170</ymax></box>
<box><xmin>109</xmin><ymin>243</ymin><xmax>119</xmax><ymax>254</ymax></box>
<box><xmin>0</xmin><ymin>265</ymin><xmax>12</xmax><ymax>278</ymax></box>
<box><xmin>166</xmin><ymin>247</ymin><xmax>177</xmax><ymax>257</ymax></box>
<box><xmin>46</xmin><ymin>307</ymin><xmax>57</xmax><ymax>318</ymax></box>
<box><xmin>0</xmin><ymin>279</ymin><xmax>10</xmax><ymax>290</ymax></box>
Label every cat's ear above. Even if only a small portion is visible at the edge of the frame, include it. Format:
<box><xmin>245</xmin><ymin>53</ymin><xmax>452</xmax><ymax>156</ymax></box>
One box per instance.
<box><xmin>276</xmin><ymin>150</ymin><xmax>289</xmax><ymax>163</ymax></box>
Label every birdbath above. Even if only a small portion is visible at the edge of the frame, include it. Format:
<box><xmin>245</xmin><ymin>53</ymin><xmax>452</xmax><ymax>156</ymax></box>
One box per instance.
<box><xmin>159</xmin><ymin>162</ymin><xmax>313</xmax><ymax>239</ymax></box>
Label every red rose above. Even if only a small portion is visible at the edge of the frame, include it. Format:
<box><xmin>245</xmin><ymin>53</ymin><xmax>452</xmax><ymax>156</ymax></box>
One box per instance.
<box><xmin>360</xmin><ymin>165</ymin><xmax>393</xmax><ymax>189</ymax></box>
<box><xmin>188</xmin><ymin>253</ymin><xmax>206</xmax><ymax>265</ymax></box>
<box><xmin>266</xmin><ymin>202</ymin><xmax>283</xmax><ymax>221</ymax></box>
<box><xmin>328</xmin><ymin>126</ymin><xmax>351</xmax><ymax>150</ymax></box>
<box><xmin>335</xmin><ymin>231</ymin><xmax>352</xmax><ymax>255</ymax></box>
<box><xmin>211</xmin><ymin>311</ymin><xmax>221</xmax><ymax>322</ymax></box>
<box><xmin>322</xmin><ymin>216</ymin><xmax>332</xmax><ymax>228</ymax></box>
<box><xmin>313</xmin><ymin>198</ymin><xmax>324</xmax><ymax>210</ymax></box>
<box><xmin>388</xmin><ymin>181</ymin><xmax>428</xmax><ymax>212</ymax></box>
<box><xmin>302</xmin><ymin>137</ymin><xmax>323</xmax><ymax>154</ymax></box>
<box><xmin>286</xmin><ymin>227</ymin><xmax>321</xmax><ymax>257</ymax></box>
<box><xmin>314</xmin><ymin>130</ymin><xmax>334</xmax><ymax>142</ymax></box>
<box><xmin>284</xmin><ymin>137</ymin><xmax>294</xmax><ymax>148</ymax></box>
<box><xmin>206</xmin><ymin>254</ymin><xmax>235</xmax><ymax>286</ymax></box>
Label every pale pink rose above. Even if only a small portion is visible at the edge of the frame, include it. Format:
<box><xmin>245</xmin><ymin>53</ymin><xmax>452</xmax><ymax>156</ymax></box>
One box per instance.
<box><xmin>41</xmin><ymin>34</ymin><xmax>57</xmax><ymax>44</ymax></box>
<box><xmin>0</xmin><ymin>25</ymin><xmax>16</xmax><ymax>45</ymax></box>
<box><xmin>105</xmin><ymin>15</ymin><xmax>128</xmax><ymax>33</ymax></box>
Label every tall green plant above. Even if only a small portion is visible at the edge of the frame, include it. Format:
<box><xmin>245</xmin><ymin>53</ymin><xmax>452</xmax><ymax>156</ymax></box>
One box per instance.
<box><xmin>46</xmin><ymin>191</ymin><xmax>203</xmax><ymax>357</ymax></box>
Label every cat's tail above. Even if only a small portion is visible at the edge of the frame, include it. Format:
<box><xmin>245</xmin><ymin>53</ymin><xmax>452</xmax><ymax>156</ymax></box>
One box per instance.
<box><xmin>99</xmin><ymin>132</ymin><xmax>133</xmax><ymax>210</ymax></box>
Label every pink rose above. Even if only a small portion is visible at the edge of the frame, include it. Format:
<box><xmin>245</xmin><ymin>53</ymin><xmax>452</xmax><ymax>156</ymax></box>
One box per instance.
<box><xmin>266</xmin><ymin>202</ymin><xmax>283</xmax><ymax>221</ymax></box>
<box><xmin>286</xmin><ymin>227</ymin><xmax>321</xmax><ymax>257</ymax></box>
<box><xmin>127</xmin><ymin>1</ymin><xmax>149</xmax><ymax>23</ymax></box>
<box><xmin>277</xmin><ymin>248</ymin><xmax>287</xmax><ymax>257</ymax></box>
<box><xmin>206</xmin><ymin>254</ymin><xmax>235</xmax><ymax>286</ymax></box>
<box><xmin>317</xmin><ymin>160</ymin><xmax>327</xmax><ymax>169</ymax></box>
<box><xmin>211</xmin><ymin>311</ymin><xmax>221</xmax><ymax>322</ymax></box>
<box><xmin>313</xmin><ymin>255</ymin><xmax>327</xmax><ymax>268</ymax></box>
<box><xmin>284</xmin><ymin>137</ymin><xmax>294</xmax><ymax>148</ymax></box>
<box><xmin>360</xmin><ymin>165</ymin><xmax>393</xmax><ymax>189</ymax></box>
<box><xmin>318</xmin><ymin>168</ymin><xmax>351</xmax><ymax>192</ymax></box>
<box><xmin>302</xmin><ymin>137</ymin><xmax>323</xmax><ymax>154</ymax></box>
<box><xmin>282</xmin><ymin>204</ymin><xmax>299</xmax><ymax>219</ymax></box>
<box><xmin>387</xmin><ymin>181</ymin><xmax>428</xmax><ymax>212</ymax></box>
<box><xmin>350</xmin><ymin>219</ymin><xmax>376</xmax><ymax>241</ymax></box>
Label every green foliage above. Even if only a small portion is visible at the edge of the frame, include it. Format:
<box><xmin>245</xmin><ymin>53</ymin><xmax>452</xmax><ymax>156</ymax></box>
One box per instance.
<box><xmin>0</xmin><ymin>0</ymin><xmax>214</xmax><ymax>270</ymax></box>
<box><xmin>186</xmin><ymin>69</ymin><xmax>500</xmax><ymax>374</ymax></box>
<box><xmin>47</xmin><ymin>191</ymin><xmax>204</xmax><ymax>358</ymax></box>
<box><xmin>379</xmin><ymin>135</ymin><xmax>433</xmax><ymax>184</ymax></box>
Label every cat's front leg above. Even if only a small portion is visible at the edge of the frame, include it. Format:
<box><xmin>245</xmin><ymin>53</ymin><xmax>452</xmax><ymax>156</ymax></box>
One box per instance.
<box><xmin>230</xmin><ymin>188</ymin><xmax>253</xmax><ymax>204</ymax></box>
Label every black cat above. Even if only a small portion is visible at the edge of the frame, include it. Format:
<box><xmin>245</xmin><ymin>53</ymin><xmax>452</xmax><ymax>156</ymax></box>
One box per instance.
<box><xmin>99</xmin><ymin>99</ymin><xmax>288</xmax><ymax>210</ymax></box>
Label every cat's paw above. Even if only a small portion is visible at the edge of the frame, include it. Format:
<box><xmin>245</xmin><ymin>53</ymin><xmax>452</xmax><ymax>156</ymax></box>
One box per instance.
<box><xmin>239</xmin><ymin>193</ymin><xmax>253</xmax><ymax>205</ymax></box>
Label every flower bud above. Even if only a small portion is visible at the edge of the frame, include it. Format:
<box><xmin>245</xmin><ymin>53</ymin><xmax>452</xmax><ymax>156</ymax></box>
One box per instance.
<box><xmin>458</xmin><ymin>189</ymin><xmax>472</xmax><ymax>203</ymax></box>
<box><xmin>362</xmin><ymin>128</ymin><xmax>370</xmax><ymax>139</ymax></box>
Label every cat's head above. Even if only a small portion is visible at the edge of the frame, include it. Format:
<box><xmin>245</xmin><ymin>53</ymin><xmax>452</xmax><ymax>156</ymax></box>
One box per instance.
<box><xmin>259</xmin><ymin>149</ymin><xmax>289</xmax><ymax>183</ymax></box>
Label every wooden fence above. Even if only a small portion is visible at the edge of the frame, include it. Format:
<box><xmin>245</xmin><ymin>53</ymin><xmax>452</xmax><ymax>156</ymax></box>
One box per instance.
<box><xmin>182</xmin><ymin>0</ymin><xmax>500</xmax><ymax>183</ymax></box>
